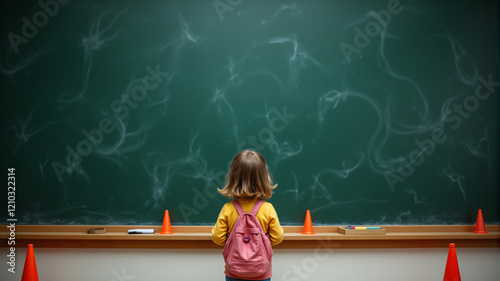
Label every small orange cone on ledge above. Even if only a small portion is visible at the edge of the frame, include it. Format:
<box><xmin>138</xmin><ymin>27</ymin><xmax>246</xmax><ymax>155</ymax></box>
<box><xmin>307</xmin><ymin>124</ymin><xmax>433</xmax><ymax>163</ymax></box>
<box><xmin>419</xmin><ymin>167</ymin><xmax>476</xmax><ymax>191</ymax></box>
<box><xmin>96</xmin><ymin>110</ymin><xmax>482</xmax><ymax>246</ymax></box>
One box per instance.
<box><xmin>443</xmin><ymin>243</ymin><xmax>461</xmax><ymax>281</ymax></box>
<box><xmin>21</xmin><ymin>244</ymin><xmax>39</xmax><ymax>281</ymax></box>
<box><xmin>160</xmin><ymin>210</ymin><xmax>174</xmax><ymax>234</ymax></box>
<box><xmin>473</xmin><ymin>209</ymin><xmax>488</xmax><ymax>234</ymax></box>
<box><xmin>302</xmin><ymin>210</ymin><xmax>315</xmax><ymax>235</ymax></box>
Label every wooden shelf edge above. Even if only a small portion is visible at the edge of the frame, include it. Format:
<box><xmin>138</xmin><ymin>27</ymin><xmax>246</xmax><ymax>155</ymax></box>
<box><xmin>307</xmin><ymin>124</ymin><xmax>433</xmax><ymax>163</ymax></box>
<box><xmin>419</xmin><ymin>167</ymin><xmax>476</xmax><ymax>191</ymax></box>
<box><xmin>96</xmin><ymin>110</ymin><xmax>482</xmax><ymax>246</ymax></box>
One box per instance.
<box><xmin>1</xmin><ymin>225</ymin><xmax>498</xmax><ymax>249</ymax></box>
<box><xmin>3</xmin><ymin>232</ymin><xmax>499</xmax><ymax>241</ymax></box>
<box><xmin>2</xmin><ymin>238</ymin><xmax>498</xmax><ymax>249</ymax></box>
<box><xmin>2</xmin><ymin>224</ymin><xmax>499</xmax><ymax>233</ymax></box>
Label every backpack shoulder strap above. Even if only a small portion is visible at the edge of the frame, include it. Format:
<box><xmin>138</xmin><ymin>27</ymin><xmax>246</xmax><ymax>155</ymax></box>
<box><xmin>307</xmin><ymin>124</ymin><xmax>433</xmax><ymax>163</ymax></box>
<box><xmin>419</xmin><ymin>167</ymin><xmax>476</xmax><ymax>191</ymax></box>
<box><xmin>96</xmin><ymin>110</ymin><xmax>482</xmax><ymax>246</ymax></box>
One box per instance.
<box><xmin>232</xmin><ymin>200</ymin><xmax>245</xmax><ymax>215</ymax></box>
<box><xmin>250</xmin><ymin>199</ymin><xmax>265</xmax><ymax>216</ymax></box>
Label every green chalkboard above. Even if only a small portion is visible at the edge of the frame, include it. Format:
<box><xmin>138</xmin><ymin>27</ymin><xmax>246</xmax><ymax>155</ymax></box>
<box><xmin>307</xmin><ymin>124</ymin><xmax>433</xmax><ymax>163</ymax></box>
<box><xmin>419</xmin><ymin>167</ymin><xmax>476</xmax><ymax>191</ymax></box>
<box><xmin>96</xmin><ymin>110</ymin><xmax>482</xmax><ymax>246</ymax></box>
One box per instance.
<box><xmin>1</xmin><ymin>0</ymin><xmax>498</xmax><ymax>225</ymax></box>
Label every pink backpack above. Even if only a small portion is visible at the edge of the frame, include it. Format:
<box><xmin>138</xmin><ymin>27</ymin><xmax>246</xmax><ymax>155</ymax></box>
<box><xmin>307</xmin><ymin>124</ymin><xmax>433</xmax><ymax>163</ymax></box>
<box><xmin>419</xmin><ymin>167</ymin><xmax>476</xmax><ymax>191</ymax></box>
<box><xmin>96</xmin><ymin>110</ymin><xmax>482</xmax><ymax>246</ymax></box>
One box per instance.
<box><xmin>222</xmin><ymin>199</ymin><xmax>273</xmax><ymax>279</ymax></box>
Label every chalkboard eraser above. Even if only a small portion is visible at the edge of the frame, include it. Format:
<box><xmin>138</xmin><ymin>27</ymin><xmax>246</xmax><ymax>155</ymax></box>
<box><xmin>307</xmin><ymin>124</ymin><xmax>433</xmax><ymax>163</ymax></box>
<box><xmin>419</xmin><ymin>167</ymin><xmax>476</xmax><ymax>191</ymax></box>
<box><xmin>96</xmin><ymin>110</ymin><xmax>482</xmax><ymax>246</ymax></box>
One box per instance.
<box><xmin>87</xmin><ymin>227</ymin><xmax>107</xmax><ymax>234</ymax></box>
<box><xmin>128</xmin><ymin>229</ymin><xmax>155</xmax><ymax>234</ymax></box>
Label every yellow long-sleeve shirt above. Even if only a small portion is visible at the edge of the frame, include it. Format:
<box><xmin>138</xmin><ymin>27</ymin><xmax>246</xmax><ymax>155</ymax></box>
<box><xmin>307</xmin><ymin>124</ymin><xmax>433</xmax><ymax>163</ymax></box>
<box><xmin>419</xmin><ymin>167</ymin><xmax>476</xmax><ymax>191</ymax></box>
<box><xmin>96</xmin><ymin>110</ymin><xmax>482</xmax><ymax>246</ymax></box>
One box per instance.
<box><xmin>212</xmin><ymin>198</ymin><xmax>284</xmax><ymax>246</ymax></box>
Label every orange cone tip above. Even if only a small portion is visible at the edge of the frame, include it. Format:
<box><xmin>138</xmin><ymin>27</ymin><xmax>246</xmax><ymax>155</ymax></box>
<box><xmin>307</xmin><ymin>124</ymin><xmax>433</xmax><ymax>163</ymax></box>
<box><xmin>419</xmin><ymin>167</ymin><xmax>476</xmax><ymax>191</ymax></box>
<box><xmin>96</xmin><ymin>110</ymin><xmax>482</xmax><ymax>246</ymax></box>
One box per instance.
<box><xmin>443</xmin><ymin>243</ymin><xmax>461</xmax><ymax>281</ymax></box>
<box><xmin>302</xmin><ymin>210</ymin><xmax>315</xmax><ymax>235</ymax></box>
<box><xmin>21</xmin><ymin>244</ymin><xmax>39</xmax><ymax>281</ymax></box>
<box><xmin>160</xmin><ymin>210</ymin><xmax>174</xmax><ymax>234</ymax></box>
<box><xmin>473</xmin><ymin>209</ymin><xmax>488</xmax><ymax>234</ymax></box>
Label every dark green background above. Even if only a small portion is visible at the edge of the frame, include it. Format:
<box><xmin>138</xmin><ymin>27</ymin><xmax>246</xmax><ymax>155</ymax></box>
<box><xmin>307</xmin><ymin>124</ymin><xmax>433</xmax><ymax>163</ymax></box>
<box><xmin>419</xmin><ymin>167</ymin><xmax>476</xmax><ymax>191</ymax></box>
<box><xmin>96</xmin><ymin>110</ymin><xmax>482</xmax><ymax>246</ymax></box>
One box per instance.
<box><xmin>1</xmin><ymin>0</ymin><xmax>498</xmax><ymax>225</ymax></box>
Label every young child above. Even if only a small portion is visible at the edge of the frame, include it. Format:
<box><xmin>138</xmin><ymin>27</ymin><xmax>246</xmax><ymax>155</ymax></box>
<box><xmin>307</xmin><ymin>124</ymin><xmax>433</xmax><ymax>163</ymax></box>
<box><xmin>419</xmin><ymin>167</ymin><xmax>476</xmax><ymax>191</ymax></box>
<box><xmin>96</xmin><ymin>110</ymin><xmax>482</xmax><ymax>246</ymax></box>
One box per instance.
<box><xmin>212</xmin><ymin>150</ymin><xmax>284</xmax><ymax>281</ymax></box>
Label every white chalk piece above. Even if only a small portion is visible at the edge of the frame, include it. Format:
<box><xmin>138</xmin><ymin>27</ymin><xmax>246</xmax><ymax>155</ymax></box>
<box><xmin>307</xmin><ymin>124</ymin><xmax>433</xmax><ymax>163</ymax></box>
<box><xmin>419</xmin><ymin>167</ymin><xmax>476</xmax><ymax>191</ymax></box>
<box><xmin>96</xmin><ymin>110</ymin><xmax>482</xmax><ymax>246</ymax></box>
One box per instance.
<box><xmin>128</xmin><ymin>229</ymin><xmax>155</xmax><ymax>234</ymax></box>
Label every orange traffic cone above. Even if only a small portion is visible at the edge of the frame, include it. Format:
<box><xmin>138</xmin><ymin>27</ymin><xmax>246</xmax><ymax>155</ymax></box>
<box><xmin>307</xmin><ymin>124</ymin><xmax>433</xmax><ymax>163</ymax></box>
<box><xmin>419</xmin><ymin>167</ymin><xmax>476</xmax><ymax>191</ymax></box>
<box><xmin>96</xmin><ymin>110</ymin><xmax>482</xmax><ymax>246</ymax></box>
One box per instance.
<box><xmin>160</xmin><ymin>210</ymin><xmax>174</xmax><ymax>234</ymax></box>
<box><xmin>473</xmin><ymin>209</ymin><xmax>488</xmax><ymax>234</ymax></box>
<box><xmin>443</xmin><ymin>243</ymin><xmax>461</xmax><ymax>281</ymax></box>
<box><xmin>302</xmin><ymin>210</ymin><xmax>315</xmax><ymax>235</ymax></box>
<box><xmin>21</xmin><ymin>244</ymin><xmax>39</xmax><ymax>281</ymax></box>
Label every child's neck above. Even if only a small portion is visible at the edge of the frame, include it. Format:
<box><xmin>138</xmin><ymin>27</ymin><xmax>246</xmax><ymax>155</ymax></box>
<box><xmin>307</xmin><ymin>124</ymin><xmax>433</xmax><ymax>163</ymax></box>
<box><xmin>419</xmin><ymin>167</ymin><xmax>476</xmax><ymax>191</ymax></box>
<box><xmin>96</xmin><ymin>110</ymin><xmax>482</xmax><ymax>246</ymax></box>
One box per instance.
<box><xmin>237</xmin><ymin>197</ymin><xmax>258</xmax><ymax>201</ymax></box>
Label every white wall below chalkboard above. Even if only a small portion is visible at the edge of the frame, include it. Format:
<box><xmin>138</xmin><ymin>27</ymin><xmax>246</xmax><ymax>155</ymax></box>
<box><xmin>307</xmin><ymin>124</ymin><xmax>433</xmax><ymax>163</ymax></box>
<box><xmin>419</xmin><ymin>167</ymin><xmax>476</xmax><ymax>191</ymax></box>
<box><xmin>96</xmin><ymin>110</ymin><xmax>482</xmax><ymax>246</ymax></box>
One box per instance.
<box><xmin>5</xmin><ymin>247</ymin><xmax>500</xmax><ymax>281</ymax></box>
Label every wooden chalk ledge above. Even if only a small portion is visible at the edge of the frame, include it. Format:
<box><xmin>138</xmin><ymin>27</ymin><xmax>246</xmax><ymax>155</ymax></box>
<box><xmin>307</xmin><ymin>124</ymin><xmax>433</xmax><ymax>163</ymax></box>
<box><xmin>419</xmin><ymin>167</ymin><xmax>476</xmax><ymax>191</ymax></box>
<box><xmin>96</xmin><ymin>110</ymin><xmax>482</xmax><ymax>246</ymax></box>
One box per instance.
<box><xmin>0</xmin><ymin>225</ymin><xmax>499</xmax><ymax>249</ymax></box>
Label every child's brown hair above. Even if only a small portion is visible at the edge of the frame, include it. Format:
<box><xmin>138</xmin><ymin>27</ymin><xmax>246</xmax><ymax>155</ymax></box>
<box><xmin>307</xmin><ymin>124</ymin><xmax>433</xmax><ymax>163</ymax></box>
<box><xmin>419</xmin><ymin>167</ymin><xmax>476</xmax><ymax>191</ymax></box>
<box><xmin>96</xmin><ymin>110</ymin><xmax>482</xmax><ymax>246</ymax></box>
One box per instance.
<box><xmin>218</xmin><ymin>150</ymin><xmax>277</xmax><ymax>199</ymax></box>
